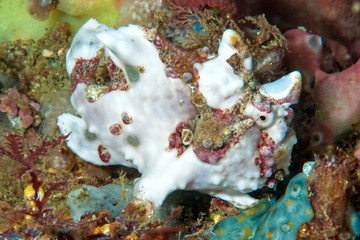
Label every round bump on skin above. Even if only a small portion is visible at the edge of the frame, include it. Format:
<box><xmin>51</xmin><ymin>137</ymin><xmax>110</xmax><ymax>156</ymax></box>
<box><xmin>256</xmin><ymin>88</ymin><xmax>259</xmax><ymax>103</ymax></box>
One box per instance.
<box><xmin>109</xmin><ymin>123</ymin><xmax>122</xmax><ymax>135</ymax></box>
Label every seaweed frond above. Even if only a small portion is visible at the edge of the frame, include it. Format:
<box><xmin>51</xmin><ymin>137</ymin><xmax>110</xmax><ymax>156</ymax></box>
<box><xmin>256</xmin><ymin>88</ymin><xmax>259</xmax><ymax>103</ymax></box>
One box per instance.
<box><xmin>0</xmin><ymin>129</ymin><xmax>67</xmax><ymax>178</ymax></box>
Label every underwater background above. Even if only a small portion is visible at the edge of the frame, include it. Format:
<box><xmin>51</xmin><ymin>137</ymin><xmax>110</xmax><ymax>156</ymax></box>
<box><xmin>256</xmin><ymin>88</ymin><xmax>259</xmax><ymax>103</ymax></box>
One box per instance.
<box><xmin>0</xmin><ymin>0</ymin><xmax>360</xmax><ymax>239</ymax></box>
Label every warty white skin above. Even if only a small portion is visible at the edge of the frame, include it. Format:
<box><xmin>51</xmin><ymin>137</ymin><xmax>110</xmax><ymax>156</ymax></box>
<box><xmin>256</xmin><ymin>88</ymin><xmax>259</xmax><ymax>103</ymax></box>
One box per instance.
<box><xmin>58</xmin><ymin>19</ymin><xmax>300</xmax><ymax>207</ymax></box>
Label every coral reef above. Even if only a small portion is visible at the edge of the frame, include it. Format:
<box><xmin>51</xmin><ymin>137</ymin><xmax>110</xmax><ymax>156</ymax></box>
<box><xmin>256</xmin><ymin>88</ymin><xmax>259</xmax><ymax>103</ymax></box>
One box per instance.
<box><xmin>58</xmin><ymin>18</ymin><xmax>300</xmax><ymax>207</ymax></box>
<box><xmin>1</xmin><ymin>1</ymin><xmax>360</xmax><ymax>239</ymax></box>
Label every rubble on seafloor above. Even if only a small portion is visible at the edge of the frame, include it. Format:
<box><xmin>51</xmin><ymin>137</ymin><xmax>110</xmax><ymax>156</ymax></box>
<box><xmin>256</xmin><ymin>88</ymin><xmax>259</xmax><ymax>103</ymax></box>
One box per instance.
<box><xmin>0</xmin><ymin>1</ymin><xmax>360</xmax><ymax>240</ymax></box>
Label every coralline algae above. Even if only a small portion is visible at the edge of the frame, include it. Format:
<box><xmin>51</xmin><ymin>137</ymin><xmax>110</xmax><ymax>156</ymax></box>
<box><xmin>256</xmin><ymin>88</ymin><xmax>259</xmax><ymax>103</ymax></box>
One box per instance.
<box><xmin>58</xmin><ymin>19</ymin><xmax>301</xmax><ymax>207</ymax></box>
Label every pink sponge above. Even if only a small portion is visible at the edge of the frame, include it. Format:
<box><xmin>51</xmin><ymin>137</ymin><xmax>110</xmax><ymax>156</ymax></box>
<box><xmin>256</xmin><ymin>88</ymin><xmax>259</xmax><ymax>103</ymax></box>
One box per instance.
<box><xmin>285</xmin><ymin>29</ymin><xmax>360</xmax><ymax>137</ymax></box>
<box><xmin>0</xmin><ymin>88</ymin><xmax>41</xmax><ymax>129</ymax></box>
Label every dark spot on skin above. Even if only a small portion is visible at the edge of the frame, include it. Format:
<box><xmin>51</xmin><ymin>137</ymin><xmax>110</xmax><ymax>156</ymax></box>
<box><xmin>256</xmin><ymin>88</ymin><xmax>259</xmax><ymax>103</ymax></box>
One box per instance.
<box><xmin>127</xmin><ymin>135</ymin><xmax>140</xmax><ymax>147</ymax></box>
<box><xmin>125</xmin><ymin>65</ymin><xmax>139</xmax><ymax>82</ymax></box>
<box><xmin>85</xmin><ymin>129</ymin><xmax>96</xmax><ymax>140</ymax></box>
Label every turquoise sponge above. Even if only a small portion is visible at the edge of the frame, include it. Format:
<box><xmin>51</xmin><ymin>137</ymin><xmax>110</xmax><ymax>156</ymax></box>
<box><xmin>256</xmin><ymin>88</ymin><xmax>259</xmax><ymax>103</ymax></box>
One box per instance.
<box><xmin>67</xmin><ymin>184</ymin><xmax>133</xmax><ymax>222</ymax></box>
<box><xmin>211</xmin><ymin>173</ymin><xmax>313</xmax><ymax>240</ymax></box>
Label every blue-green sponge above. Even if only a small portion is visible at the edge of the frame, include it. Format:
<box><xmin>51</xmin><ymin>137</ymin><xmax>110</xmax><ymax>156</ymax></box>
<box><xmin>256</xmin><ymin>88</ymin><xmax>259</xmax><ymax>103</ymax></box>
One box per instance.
<box><xmin>211</xmin><ymin>173</ymin><xmax>314</xmax><ymax>240</ymax></box>
<box><xmin>67</xmin><ymin>184</ymin><xmax>133</xmax><ymax>222</ymax></box>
